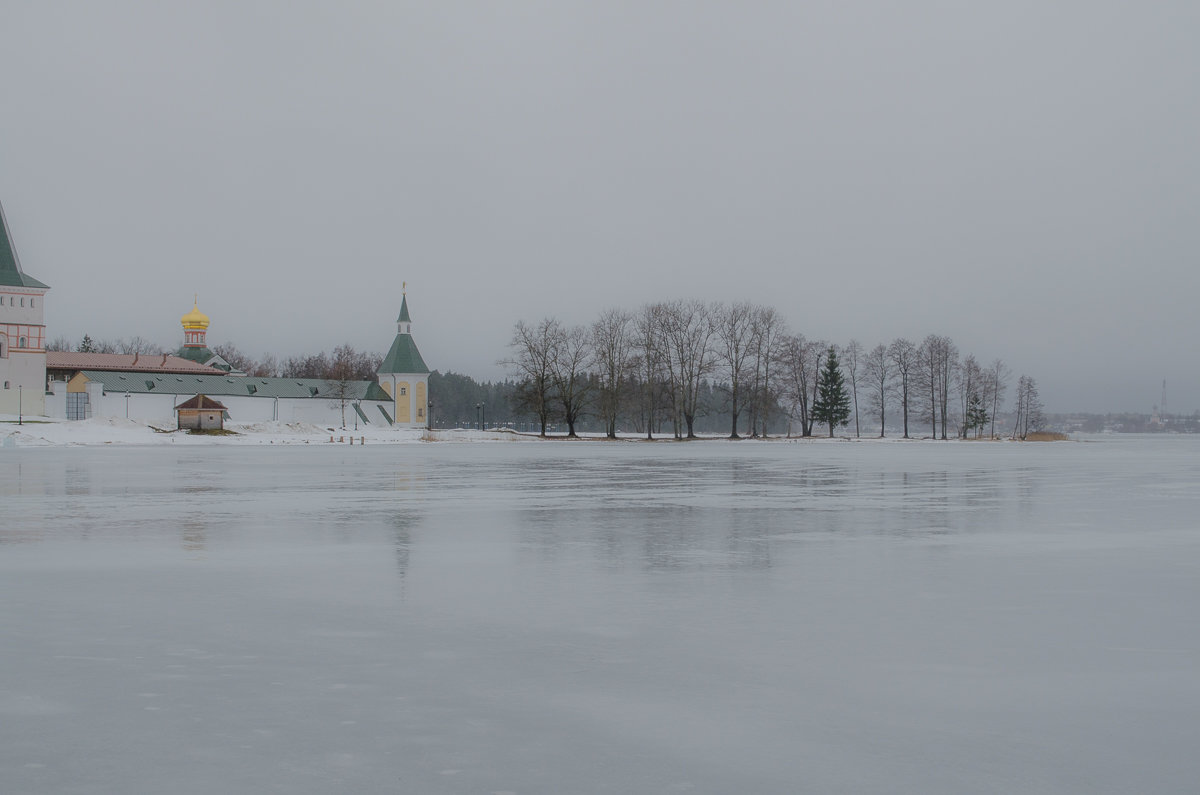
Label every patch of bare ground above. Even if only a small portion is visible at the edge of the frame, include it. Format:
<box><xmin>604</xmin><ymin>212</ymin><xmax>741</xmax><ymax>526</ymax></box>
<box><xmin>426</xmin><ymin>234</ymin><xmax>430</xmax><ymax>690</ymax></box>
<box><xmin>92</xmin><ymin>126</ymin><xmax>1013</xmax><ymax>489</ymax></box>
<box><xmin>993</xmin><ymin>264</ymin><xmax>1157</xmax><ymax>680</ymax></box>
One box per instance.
<box><xmin>1024</xmin><ymin>431</ymin><xmax>1069</xmax><ymax>441</ymax></box>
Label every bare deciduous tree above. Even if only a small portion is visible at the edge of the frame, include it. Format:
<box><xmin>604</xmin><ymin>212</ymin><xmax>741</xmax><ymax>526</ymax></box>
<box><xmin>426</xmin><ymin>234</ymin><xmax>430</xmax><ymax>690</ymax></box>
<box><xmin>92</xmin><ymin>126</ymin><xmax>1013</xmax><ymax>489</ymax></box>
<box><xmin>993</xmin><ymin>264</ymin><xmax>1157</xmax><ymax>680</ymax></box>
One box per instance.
<box><xmin>714</xmin><ymin>301</ymin><xmax>755</xmax><ymax>438</ymax></box>
<box><xmin>119</xmin><ymin>336</ymin><xmax>164</xmax><ymax>356</ymax></box>
<box><xmin>592</xmin><ymin>308</ymin><xmax>635</xmax><ymax>439</ymax></box>
<box><xmin>748</xmin><ymin>305</ymin><xmax>787</xmax><ymax>438</ymax></box>
<box><xmin>633</xmin><ymin>304</ymin><xmax>665</xmax><ymax>439</ymax></box>
<box><xmin>549</xmin><ymin>323</ymin><xmax>593</xmax><ymax>437</ymax></box>
<box><xmin>1013</xmin><ymin>375</ymin><xmax>1045</xmax><ymax>439</ymax></box>
<box><xmin>782</xmin><ymin>334</ymin><xmax>826</xmax><ymax>437</ymax></box>
<box><xmin>212</xmin><ymin>342</ymin><xmax>256</xmax><ymax>373</ymax></box>
<box><xmin>842</xmin><ymin>339</ymin><xmax>863</xmax><ymax>438</ymax></box>
<box><xmin>657</xmin><ymin>300</ymin><xmax>716</xmax><ymax>439</ymax></box>
<box><xmin>504</xmin><ymin>318</ymin><xmax>560</xmax><ymax>436</ymax></box>
<box><xmin>282</xmin><ymin>352</ymin><xmax>329</xmax><ymax>379</ymax></box>
<box><xmin>986</xmin><ymin>358</ymin><xmax>1010</xmax><ymax>439</ymax></box>
<box><xmin>888</xmin><ymin>338</ymin><xmax>917</xmax><ymax>438</ymax></box>
<box><xmin>920</xmin><ymin>334</ymin><xmax>957</xmax><ymax>439</ymax></box>
<box><xmin>325</xmin><ymin>343</ymin><xmax>360</xmax><ymax>428</ymax></box>
<box><xmin>864</xmin><ymin>343</ymin><xmax>891</xmax><ymax>437</ymax></box>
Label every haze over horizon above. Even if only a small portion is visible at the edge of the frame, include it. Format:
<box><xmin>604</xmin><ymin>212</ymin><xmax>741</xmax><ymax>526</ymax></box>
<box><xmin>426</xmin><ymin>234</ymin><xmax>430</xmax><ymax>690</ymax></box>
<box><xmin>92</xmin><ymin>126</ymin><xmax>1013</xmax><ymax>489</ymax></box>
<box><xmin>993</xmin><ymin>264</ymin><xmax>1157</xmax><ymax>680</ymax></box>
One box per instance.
<box><xmin>2</xmin><ymin>2</ymin><xmax>1196</xmax><ymax>415</ymax></box>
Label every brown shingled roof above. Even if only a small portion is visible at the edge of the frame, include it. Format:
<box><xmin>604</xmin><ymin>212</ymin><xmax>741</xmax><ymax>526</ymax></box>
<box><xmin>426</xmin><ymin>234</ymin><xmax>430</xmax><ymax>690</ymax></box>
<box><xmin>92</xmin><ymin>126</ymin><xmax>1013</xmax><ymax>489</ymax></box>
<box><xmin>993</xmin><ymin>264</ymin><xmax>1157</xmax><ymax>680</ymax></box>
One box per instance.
<box><xmin>173</xmin><ymin>395</ymin><xmax>228</xmax><ymax>411</ymax></box>
<box><xmin>47</xmin><ymin>351</ymin><xmax>223</xmax><ymax>375</ymax></box>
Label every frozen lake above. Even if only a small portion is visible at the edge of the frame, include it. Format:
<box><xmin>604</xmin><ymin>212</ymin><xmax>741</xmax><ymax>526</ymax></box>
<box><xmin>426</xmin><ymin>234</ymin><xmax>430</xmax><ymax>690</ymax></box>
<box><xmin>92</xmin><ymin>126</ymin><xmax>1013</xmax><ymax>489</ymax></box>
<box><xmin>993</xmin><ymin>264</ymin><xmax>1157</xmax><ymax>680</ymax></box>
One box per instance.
<box><xmin>2</xmin><ymin>436</ymin><xmax>1198</xmax><ymax>793</ymax></box>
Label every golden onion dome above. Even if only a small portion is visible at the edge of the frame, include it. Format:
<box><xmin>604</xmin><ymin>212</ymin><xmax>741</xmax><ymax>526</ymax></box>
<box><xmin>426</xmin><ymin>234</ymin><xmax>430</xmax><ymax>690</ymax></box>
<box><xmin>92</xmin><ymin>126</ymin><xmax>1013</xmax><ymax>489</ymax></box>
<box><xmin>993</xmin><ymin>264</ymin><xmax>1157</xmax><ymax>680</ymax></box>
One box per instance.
<box><xmin>181</xmin><ymin>300</ymin><xmax>210</xmax><ymax>329</ymax></box>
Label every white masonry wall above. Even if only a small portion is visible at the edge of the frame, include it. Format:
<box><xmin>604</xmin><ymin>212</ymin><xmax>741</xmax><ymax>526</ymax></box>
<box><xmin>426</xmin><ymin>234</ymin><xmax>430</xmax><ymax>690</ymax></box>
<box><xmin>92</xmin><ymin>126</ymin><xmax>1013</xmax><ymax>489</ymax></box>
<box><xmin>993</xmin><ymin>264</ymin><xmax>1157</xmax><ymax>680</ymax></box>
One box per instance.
<box><xmin>79</xmin><ymin>389</ymin><xmax>395</xmax><ymax>429</ymax></box>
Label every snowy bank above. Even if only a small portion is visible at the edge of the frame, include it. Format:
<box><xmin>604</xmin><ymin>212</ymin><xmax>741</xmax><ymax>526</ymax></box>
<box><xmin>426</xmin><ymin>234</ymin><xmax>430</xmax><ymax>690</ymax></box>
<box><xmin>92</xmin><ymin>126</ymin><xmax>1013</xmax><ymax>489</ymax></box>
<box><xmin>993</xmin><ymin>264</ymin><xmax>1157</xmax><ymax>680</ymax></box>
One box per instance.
<box><xmin>0</xmin><ymin>416</ymin><xmax>533</xmax><ymax>448</ymax></box>
<box><xmin>1</xmin><ymin>415</ymin><xmax>1032</xmax><ymax>448</ymax></box>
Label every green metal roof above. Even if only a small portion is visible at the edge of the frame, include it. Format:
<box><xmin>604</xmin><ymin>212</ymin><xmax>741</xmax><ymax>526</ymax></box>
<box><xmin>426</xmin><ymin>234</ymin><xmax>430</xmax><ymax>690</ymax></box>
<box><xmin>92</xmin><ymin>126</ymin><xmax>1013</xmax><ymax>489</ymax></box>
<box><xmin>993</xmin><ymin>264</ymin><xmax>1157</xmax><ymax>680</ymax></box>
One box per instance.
<box><xmin>176</xmin><ymin>345</ymin><xmax>215</xmax><ymax>363</ymax></box>
<box><xmin>378</xmin><ymin>332</ymin><xmax>429</xmax><ymax>375</ymax></box>
<box><xmin>0</xmin><ymin>199</ymin><xmax>49</xmax><ymax>289</ymax></box>
<box><xmin>397</xmin><ymin>294</ymin><xmax>411</xmax><ymax>324</ymax></box>
<box><xmin>78</xmin><ymin>371</ymin><xmax>391</xmax><ymax>400</ymax></box>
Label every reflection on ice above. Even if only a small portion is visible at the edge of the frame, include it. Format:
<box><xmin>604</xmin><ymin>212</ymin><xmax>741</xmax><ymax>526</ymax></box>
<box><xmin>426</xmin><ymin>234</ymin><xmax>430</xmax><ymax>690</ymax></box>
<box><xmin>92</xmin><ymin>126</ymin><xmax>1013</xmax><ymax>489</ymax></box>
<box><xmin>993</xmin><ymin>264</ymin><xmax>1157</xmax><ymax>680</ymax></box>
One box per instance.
<box><xmin>2</xmin><ymin>436</ymin><xmax>1199</xmax><ymax>793</ymax></box>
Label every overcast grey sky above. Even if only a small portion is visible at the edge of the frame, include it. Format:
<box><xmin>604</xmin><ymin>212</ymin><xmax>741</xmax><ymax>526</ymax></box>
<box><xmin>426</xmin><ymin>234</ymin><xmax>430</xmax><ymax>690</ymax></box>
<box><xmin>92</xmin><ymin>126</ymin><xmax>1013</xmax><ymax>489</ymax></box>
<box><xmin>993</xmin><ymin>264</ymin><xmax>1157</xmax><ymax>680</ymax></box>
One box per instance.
<box><xmin>2</xmin><ymin>1</ymin><xmax>1196</xmax><ymax>413</ymax></box>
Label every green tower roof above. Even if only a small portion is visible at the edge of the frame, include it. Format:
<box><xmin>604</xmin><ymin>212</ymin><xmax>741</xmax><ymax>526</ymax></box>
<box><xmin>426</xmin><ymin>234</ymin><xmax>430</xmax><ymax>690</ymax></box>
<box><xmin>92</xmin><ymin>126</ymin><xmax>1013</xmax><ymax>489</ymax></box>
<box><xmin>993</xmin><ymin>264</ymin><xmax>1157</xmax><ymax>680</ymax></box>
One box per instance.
<box><xmin>378</xmin><ymin>333</ymin><xmax>429</xmax><ymax>375</ymax></box>
<box><xmin>380</xmin><ymin>293</ymin><xmax>428</xmax><ymax>374</ymax></box>
<box><xmin>0</xmin><ymin>200</ymin><xmax>49</xmax><ymax>289</ymax></box>
<box><xmin>177</xmin><ymin>345</ymin><xmax>216</xmax><ymax>364</ymax></box>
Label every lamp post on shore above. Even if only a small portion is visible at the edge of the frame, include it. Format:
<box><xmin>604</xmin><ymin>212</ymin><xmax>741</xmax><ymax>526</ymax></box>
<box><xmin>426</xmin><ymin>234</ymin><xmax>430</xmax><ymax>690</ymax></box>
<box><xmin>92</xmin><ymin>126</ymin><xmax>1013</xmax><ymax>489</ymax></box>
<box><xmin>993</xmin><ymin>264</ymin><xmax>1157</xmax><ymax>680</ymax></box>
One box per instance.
<box><xmin>427</xmin><ymin>399</ymin><xmax>433</xmax><ymax>431</ymax></box>
<box><xmin>18</xmin><ymin>384</ymin><xmax>22</xmax><ymax>425</ymax></box>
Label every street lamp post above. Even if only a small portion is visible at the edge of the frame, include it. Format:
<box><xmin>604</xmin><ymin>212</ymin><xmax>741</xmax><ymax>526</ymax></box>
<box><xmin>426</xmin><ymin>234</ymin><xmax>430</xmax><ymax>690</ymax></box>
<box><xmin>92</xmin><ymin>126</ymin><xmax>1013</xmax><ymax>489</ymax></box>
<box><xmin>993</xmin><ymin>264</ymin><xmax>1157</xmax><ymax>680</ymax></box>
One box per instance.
<box><xmin>17</xmin><ymin>384</ymin><xmax>22</xmax><ymax>425</ymax></box>
<box><xmin>481</xmin><ymin>402</ymin><xmax>486</xmax><ymax>431</ymax></box>
<box><xmin>125</xmin><ymin>392</ymin><xmax>131</xmax><ymax>419</ymax></box>
<box><xmin>427</xmin><ymin>400</ymin><xmax>433</xmax><ymax>431</ymax></box>
<box><xmin>475</xmin><ymin>403</ymin><xmax>481</xmax><ymax>430</ymax></box>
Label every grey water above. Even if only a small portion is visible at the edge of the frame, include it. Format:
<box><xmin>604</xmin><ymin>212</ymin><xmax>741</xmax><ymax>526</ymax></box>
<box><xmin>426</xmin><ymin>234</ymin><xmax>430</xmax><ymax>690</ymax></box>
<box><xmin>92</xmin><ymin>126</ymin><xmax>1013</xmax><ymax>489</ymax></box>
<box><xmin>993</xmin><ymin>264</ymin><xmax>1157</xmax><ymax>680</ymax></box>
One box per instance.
<box><xmin>2</xmin><ymin>436</ymin><xmax>1198</xmax><ymax>794</ymax></box>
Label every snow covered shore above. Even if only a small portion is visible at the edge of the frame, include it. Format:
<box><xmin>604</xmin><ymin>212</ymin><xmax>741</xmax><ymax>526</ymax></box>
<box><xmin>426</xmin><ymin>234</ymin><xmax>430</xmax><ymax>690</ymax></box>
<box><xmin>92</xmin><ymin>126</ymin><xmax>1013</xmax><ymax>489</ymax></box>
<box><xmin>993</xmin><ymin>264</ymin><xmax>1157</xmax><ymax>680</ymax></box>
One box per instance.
<box><xmin>0</xmin><ymin>415</ymin><xmax>1008</xmax><ymax>448</ymax></box>
<box><xmin>0</xmin><ymin>416</ymin><xmax>522</xmax><ymax>447</ymax></box>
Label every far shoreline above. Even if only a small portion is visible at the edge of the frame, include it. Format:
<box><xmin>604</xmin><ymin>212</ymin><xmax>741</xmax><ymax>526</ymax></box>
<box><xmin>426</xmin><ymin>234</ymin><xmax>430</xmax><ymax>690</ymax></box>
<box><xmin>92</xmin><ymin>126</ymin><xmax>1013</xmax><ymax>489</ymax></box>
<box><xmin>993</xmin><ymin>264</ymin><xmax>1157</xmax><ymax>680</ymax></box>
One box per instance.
<box><xmin>2</xmin><ymin>415</ymin><xmax>1075</xmax><ymax>449</ymax></box>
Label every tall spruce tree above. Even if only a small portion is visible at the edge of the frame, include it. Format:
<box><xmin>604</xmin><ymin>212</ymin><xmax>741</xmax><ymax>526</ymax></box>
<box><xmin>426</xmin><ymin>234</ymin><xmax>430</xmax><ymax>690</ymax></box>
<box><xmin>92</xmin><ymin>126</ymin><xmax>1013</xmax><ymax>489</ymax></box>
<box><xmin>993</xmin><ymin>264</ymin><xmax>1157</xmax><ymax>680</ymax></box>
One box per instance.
<box><xmin>966</xmin><ymin>392</ymin><xmax>989</xmax><ymax>438</ymax></box>
<box><xmin>812</xmin><ymin>346</ymin><xmax>852</xmax><ymax>437</ymax></box>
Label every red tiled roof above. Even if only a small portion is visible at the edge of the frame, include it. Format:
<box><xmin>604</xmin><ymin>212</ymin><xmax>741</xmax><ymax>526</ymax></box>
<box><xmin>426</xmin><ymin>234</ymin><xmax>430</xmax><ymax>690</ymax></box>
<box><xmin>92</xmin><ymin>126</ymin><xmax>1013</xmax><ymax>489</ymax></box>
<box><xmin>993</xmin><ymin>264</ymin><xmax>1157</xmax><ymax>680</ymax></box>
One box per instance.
<box><xmin>46</xmin><ymin>351</ymin><xmax>222</xmax><ymax>375</ymax></box>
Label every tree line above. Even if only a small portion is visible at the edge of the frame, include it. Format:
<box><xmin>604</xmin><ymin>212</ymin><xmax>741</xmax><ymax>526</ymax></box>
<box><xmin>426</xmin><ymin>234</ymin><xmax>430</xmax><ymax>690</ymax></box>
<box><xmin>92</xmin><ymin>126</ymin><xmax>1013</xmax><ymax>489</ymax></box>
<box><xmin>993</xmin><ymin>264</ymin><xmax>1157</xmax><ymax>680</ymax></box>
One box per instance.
<box><xmin>505</xmin><ymin>300</ymin><xmax>1046</xmax><ymax>439</ymax></box>
<box><xmin>50</xmin><ymin>304</ymin><xmax>1048</xmax><ymax>440</ymax></box>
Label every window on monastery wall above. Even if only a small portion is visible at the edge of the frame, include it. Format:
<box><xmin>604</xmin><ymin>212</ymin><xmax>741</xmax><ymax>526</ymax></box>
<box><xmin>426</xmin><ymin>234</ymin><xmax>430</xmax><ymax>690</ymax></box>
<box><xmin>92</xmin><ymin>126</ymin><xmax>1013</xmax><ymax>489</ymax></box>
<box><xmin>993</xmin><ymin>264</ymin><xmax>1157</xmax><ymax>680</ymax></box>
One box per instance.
<box><xmin>19</xmin><ymin>337</ymin><xmax>27</xmax><ymax>348</ymax></box>
<box><xmin>20</xmin><ymin>298</ymin><xmax>24</xmax><ymax>307</ymax></box>
<box><xmin>3</xmin><ymin>381</ymin><xmax>8</xmax><ymax>390</ymax></box>
<box><xmin>400</xmin><ymin>387</ymin><xmax>406</xmax><ymax>395</ymax></box>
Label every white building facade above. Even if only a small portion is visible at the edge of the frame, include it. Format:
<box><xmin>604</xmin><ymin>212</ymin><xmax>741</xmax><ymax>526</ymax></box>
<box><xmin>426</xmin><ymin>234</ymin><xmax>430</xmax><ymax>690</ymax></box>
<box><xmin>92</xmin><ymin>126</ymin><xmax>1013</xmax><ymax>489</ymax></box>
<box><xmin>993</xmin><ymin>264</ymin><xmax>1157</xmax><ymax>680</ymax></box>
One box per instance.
<box><xmin>0</xmin><ymin>200</ymin><xmax>49</xmax><ymax>417</ymax></box>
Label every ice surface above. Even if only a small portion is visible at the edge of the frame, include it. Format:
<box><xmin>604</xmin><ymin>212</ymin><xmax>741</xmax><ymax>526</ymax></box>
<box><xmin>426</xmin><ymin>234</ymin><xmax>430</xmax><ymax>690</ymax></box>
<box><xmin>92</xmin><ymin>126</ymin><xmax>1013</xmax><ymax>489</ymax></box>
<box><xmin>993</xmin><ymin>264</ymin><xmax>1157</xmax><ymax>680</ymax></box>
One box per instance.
<box><xmin>2</xmin><ymin>436</ymin><xmax>1198</xmax><ymax>793</ymax></box>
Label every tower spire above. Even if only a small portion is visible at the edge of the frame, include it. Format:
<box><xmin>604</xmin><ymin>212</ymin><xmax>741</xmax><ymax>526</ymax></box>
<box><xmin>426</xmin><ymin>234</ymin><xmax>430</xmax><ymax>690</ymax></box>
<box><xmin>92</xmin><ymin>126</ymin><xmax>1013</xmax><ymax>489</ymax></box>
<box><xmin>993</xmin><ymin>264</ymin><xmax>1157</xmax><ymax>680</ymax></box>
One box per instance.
<box><xmin>397</xmin><ymin>289</ymin><xmax>412</xmax><ymax>333</ymax></box>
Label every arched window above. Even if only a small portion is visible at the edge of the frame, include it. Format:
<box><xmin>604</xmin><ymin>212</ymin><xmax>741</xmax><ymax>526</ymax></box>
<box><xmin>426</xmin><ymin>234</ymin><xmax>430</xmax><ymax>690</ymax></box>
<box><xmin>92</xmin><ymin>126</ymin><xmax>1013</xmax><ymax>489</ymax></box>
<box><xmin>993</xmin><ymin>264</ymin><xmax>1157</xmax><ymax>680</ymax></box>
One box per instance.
<box><xmin>30</xmin><ymin>298</ymin><xmax>34</xmax><ymax>307</ymax></box>
<box><xmin>19</xmin><ymin>337</ymin><xmax>27</xmax><ymax>348</ymax></box>
<box><xmin>20</xmin><ymin>297</ymin><xmax>24</xmax><ymax>307</ymax></box>
<box><xmin>0</xmin><ymin>337</ymin><xmax>6</xmax><ymax>358</ymax></box>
